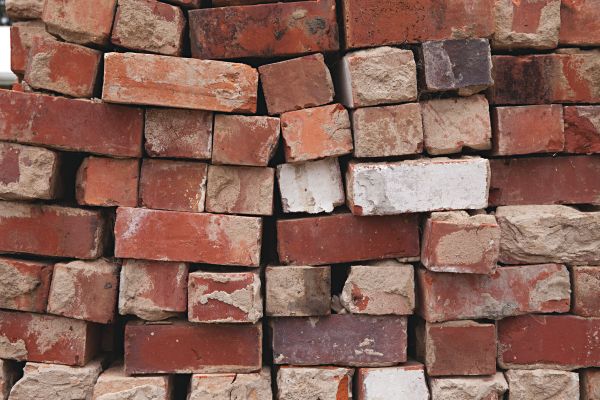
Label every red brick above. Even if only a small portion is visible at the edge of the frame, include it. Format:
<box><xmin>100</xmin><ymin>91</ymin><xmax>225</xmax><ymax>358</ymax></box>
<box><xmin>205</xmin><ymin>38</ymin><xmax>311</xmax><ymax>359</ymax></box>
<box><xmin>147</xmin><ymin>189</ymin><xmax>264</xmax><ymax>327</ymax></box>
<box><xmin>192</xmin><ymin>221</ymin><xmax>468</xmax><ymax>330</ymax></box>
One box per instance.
<box><xmin>103</xmin><ymin>53</ymin><xmax>258</xmax><ymax>113</ymax></box>
<box><xmin>0</xmin><ymin>257</ymin><xmax>53</xmax><ymax>313</ymax></box>
<box><xmin>188</xmin><ymin>0</ymin><xmax>339</xmax><ymax>59</ymax></box>
<box><xmin>582</xmin><ymin>369</ymin><xmax>600</xmax><ymax>400</ymax></box>
<box><xmin>166</xmin><ymin>0</ymin><xmax>201</xmax><ymax>6</ymax></box>
<box><xmin>212</xmin><ymin>0</ymin><xmax>276</xmax><ymax>5</ymax></box>
<box><xmin>559</xmin><ymin>0</ymin><xmax>600</xmax><ymax>46</ymax></box>
<box><xmin>114</xmin><ymin>207</ymin><xmax>262</xmax><ymax>266</ymax></box>
<box><xmin>492</xmin><ymin>105</ymin><xmax>564</xmax><ymax>155</ymax></box>
<box><xmin>278</xmin><ymin>213</ymin><xmax>419</xmax><ymax>265</ymax></box>
<box><xmin>76</xmin><ymin>156</ymin><xmax>139</xmax><ymax>207</ymax></box>
<box><xmin>489</xmin><ymin>156</ymin><xmax>600</xmax><ymax>206</ymax></box>
<box><xmin>498</xmin><ymin>314</ymin><xmax>600</xmax><ymax>369</ymax></box>
<box><xmin>572</xmin><ymin>266</ymin><xmax>600</xmax><ymax>318</ymax></box>
<box><xmin>258</xmin><ymin>54</ymin><xmax>334</xmax><ymax>116</ymax></box>
<box><xmin>416</xmin><ymin>320</ymin><xmax>496</xmax><ymax>376</ymax></box>
<box><xmin>139</xmin><ymin>159</ymin><xmax>207</xmax><ymax>213</ymax></box>
<box><xmin>0</xmin><ymin>90</ymin><xmax>143</xmax><ymax>157</ymax></box>
<box><xmin>564</xmin><ymin>106</ymin><xmax>600</xmax><ymax>154</ymax></box>
<box><xmin>212</xmin><ymin>115</ymin><xmax>280</xmax><ymax>167</ymax></box>
<box><xmin>417</xmin><ymin>264</ymin><xmax>570</xmax><ymax>322</ymax></box>
<box><xmin>0</xmin><ymin>201</ymin><xmax>107</xmax><ymax>259</ymax></box>
<box><xmin>0</xmin><ymin>310</ymin><xmax>100</xmax><ymax>366</ymax></box>
<box><xmin>124</xmin><ymin>320</ymin><xmax>262</xmax><ymax>374</ymax></box>
<box><xmin>271</xmin><ymin>315</ymin><xmax>407</xmax><ymax>366</ymax></box>
<box><xmin>6</xmin><ymin>0</ymin><xmax>45</xmax><ymax>20</ymax></box>
<box><xmin>342</xmin><ymin>0</ymin><xmax>494</xmax><ymax>49</ymax></box>
<box><xmin>25</xmin><ymin>38</ymin><xmax>102</xmax><ymax>98</ymax></box>
<box><xmin>10</xmin><ymin>21</ymin><xmax>54</xmax><ymax>75</ymax></box>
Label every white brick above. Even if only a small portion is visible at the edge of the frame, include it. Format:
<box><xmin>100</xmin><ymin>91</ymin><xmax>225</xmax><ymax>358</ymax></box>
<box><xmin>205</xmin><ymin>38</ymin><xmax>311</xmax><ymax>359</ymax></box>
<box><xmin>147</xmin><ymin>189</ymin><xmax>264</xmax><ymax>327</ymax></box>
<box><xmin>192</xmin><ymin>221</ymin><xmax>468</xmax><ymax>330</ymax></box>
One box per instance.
<box><xmin>505</xmin><ymin>369</ymin><xmax>579</xmax><ymax>400</ymax></box>
<box><xmin>429</xmin><ymin>373</ymin><xmax>508</xmax><ymax>400</ymax></box>
<box><xmin>356</xmin><ymin>363</ymin><xmax>429</xmax><ymax>400</ymax></box>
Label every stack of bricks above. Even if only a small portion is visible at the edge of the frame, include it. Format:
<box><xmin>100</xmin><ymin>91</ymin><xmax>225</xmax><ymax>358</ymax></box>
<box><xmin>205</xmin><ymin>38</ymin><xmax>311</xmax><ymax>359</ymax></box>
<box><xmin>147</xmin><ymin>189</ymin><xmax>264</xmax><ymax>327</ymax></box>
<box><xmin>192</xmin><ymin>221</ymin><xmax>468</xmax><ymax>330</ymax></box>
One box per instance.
<box><xmin>1</xmin><ymin>0</ymin><xmax>599</xmax><ymax>399</ymax></box>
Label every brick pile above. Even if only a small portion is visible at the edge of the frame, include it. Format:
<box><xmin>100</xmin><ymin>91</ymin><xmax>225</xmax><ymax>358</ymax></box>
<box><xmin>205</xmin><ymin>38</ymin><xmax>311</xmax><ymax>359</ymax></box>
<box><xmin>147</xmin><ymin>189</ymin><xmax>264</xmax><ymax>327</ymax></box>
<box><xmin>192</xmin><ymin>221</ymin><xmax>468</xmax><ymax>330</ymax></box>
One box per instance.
<box><xmin>1</xmin><ymin>0</ymin><xmax>600</xmax><ymax>399</ymax></box>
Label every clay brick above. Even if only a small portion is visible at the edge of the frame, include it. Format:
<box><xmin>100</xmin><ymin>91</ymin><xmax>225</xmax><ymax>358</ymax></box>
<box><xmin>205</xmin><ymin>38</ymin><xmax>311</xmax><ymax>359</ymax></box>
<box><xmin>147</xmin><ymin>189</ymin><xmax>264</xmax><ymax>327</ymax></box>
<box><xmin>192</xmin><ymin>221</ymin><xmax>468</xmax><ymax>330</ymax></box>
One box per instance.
<box><xmin>271</xmin><ymin>315</ymin><xmax>407</xmax><ymax>366</ymax></box>
<box><xmin>352</xmin><ymin>103</ymin><xmax>423</xmax><ymax>158</ymax></box>
<box><xmin>0</xmin><ymin>90</ymin><xmax>143</xmax><ymax>157</ymax></box>
<box><xmin>124</xmin><ymin>321</ymin><xmax>262</xmax><ymax>374</ymax></box>
<box><xmin>506</xmin><ymin>369</ymin><xmax>580</xmax><ymax>400</ymax></box>
<box><xmin>347</xmin><ymin>157</ymin><xmax>490</xmax><ymax>215</ymax></box>
<box><xmin>92</xmin><ymin>363</ymin><xmax>172</xmax><ymax>400</ymax></box>
<box><xmin>492</xmin><ymin>0</ymin><xmax>561</xmax><ymax>50</ymax></box>
<box><xmin>188</xmin><ymin>271</ymin><xmax>262</xmax><ymax>323</ymax></box>
<box><xmin>189</xmin><ymin>0</ymin><xmax>339</xmax><ymax>59</ymax></box>
<box><xmin>417</xmin><ymin>263</ymin><xmax>570</xmax><ymax>322</ymax></box>
<box><xmin>498</xmin><ymin>314</ymin><xmax>600</xmax><ymax>369</ymax></box>
<box><xmin>0</xmin><ymin>201</ymin><xmax>106</xmax><ymax>259</ymax></box>
<box><xmin>0</xmin><ymin>257</ymin><xmax>53</xmax><ymax>313</ymax></box>
<box><xmin>10</xmin><ymin>21</ymin><xmax>54</xmax><ymax>75</ymax></box>
<box><xmin>206</xmin><ymin>165</ymin><xmax>275</xmax><ymax>216</ymax></box>
<box><xmin>0</xmin><ymin>310</ymin><xmax>99</xmax><ymax>366</ymax></box>
<box><xmin>572</xmin><ymin>266</ymin><xmax>600</xmax><ymax>318</ymax></box>
<box><xmin>189</xmin><ymin>369</ymin><xmax>272</xmax><ymax>400</ymax></box>
<box><xmin>421</xmin><ymin>95</ymin><xmax>492</xmax><ymax>155</ymax></box>
<box><xmin>492</xmin><ymin>105</ymin><xmax>564</xmax><ymax>155</ymax></box>
<box><xmin>582</xmin><ymin>369</ymin><xmax>600</xmax><ymax>400</ymax></box>
<box><xmin>0</xmin><ymin>142</ymin><xmax>63</xmax><ymax>201</ymax></box>
<box><xmin>6</xmin><ymin>0</ymin><xmax>44</xmax><ymax>20</ymax></box>
<box><xmin>564</xmin><ymin>106</ymin><xmax>600</xmax><ymax>154</ymax></box>
<box><xmin>265</xmin><ymin>265</ymin><xmax>331</xmax><ymax>317</ymax></box>
<box><xmin>118</xmin><ymin>259</ymin><xmax>188</xmax><ymax>321</ymax></box>
<box><xmin>429</xmin><ymin>373</ymin><xmax>508</xmax><ymax>400</ymax></box>
<box><xmin>356</xmin><ymin>363</ymin><xmax>429</xmax><ymax>400</ymax></box>
<box><xmin>114</xmin><ymin>207</ymin><xmax>262</xmax><ymax>266</ymax></box>
<box><xmin>342</xmin><ymin>0</ymin><xmax>494</xmax><ymax>49</ymax></box>
<box><xmin>42</xmin><ymin>0</ymin><xmax>117</xmax><ymax>46</ymax></box>
<box><xmin>416</xmin><ymin>320</ymin><xmax>496</xmax><ymax>376</ymax></box>
<box><xmin>338</xmin><ymin>47</ymin><xmax>417</xmax><ymax>108</ymax></box>
<box><xmin>76</xmin><ymin>156</ymin><xmax>139</xmax><ymax>207</ymax></box>
<box><xmin>489</xmin><ymin>156</ymin><xmax>600</xmax><ymax>206</ymax></box>
<box><xmin>421</xmin><ymin>211</ymin><xmax>500</xmax><ymax>275</ymax></box>
<box><xmin>281</xmin><ymin>104</ymin><xmax>352</xmax><ymax>162</ymax></box>
<box><xmin>277</xmin><ymin>367</ymin><xmax>353</xmax><ymax>400</ymax></box>
<box><xmin>259</xmin><ymin>54</ymin><xmax>334</xmax><ymax>116</ymax></box>
<box><xmin>103</xmin><ymin>53</ymin><xmax>258</xmax><ymax>113</ymax></box>
<box><xmin>0</xmin><ymin>359</ymin><xmax>19</xmax><ymax>400</ymax></box>
<box><xmin>139</xmin><ymin>159</ymin><xmax>208</xmax><ymax>213</ymax></box>
<box><xmin>212</xmin><ymin>0</ymin><xmax>276</xmax><ymax>5</ymax></box>
<box><xmin>277</xmin><ymin>213</ymin><xmax>420</xmax><ymax>265</ymax></box>
<box><xmin>559</xmin><ymin>0</ymin><xmax>600</xmax><ymax>46</ymax></box>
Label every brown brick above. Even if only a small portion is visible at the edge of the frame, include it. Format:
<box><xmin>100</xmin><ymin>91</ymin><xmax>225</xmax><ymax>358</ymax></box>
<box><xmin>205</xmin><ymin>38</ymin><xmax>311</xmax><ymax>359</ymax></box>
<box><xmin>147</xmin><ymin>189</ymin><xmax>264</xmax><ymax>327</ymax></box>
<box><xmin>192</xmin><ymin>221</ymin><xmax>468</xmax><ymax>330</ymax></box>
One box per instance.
<box><xmin>6</xmin><ymin>0</ymin><xmax>45</xmax><ymax>20</ymax></box>
<box><xmin>563</xmin><ymin>106</ymin><xmax>600</xmax><ymax>154</ymax></box>
<box><xmin>572</xmin><ymin>266</ymin><xmax>600</xmax><ymax>318</ymax></box>
<box><xmin>10</xmin><ymin>21</ymin><xmax>54</xmax><ymax>75</ymax></box>
<box><xmin>0</xmin><ymin>257</ymin><xmax>53</xmax><ymax>313</ymax></box>
<box><xmin>76</xmin><ymin>156</ymin><xmax>139</xmax><ymax>207</ymax></box>
<box><xmin>559</xmin><ymin>0</ymin><xmax>600</xmax><ymax>46</ymax></box>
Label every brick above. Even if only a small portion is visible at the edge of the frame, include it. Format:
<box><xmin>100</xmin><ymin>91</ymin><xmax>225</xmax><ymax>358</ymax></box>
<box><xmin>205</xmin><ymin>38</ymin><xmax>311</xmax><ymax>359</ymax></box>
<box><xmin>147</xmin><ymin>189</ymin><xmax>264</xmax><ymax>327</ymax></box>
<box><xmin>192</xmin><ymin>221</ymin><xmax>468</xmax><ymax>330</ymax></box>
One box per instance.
<box><xmin>0</xmin><ymin>310</ymin><xmax>99</xmax><ymax>366</ymax></box>
<box><xmin>212</xmin><ymin>0</ymin><xmax>276</xmax><ymax>5</ymax></box>
<box><xmin>0</xmin><ymin>90</ymin><xmax>143</xmax><ymax>157</ymax></box>
<box><xmin>429</xmin><ymin>373</ymin><xmax>508</xmax><ymax>400</ymax></box>
<box><xmin>259</xmin><ymin>54</ymin><xmax>334</xmax><ymax>116</ymax></box>
<box><xmin>492</xmin><ymin>105</ymin><xmax>564</xmax><ymax>155</ymax></box>
<box><xmin>47</xmin><ymin>259</ymin><xmax>120</xmax><ymax>324</ymax></box>
<box><xmin>277</xmin><ymin>158</ymin><xmax>344</xmax><ymax>214</ymax></box>
<box><xmin>421</xmin><ymin>211</ymin><xmax>500</xmax><ymax>275</ymax></box>
<box><xmin>0</xmin><ymin>359</ymin><xmax>19</xmax><ymax>400</ymax></box>
<box><xmin>0</xmin><ymin>201</ymin><xmax>106</xmax><ymax>259</ymax></box>
<box><xmin>42</xmin><ymin>0</ymin><xmax>117</xmax><ymax>46</ymax></box>
<box><xmin>212</xmin><ymin>115</ymin><xmax>280</xmax><ymax>167</ymax></box>
<box><xmin>118</xmin><ymin>259</ymin><xmax>188</xmax><ymax>321</ymax></box>
<box><xmin>92</xmin><ymin>363</ymin><xmax>172</xmax><ymax>400</ymax></box>
<box><xmin>489</xmin><ymin>156</ymin><xmax>600</xmax><ymax>206</ymax></box>
<box><xmin>114</xmin><ymin>207</ymin><xmax>262</xmax><ymax>266</ymax></box>
<box><xmin>76</xmin><ymin>156</ymin><xmax>139</xmax><ymax>207</ymax></box>
<box><xmin>417</xmin><ymin>263</ymin><xmax>570</xmax><ymax>322</ymax></box>
<box><xmin>564</xmin><ymin>106</ymin><xmax>600</xmax><ymax>154</ymax></box>
<box><xmin>189</xmin><ymin>0</ymin><xmax>339</xmax><ymax>59</ymax></box>
<box><xmin>124</xmin><ymin>321</ymin><xmax>262</xmax><ymax>374</ymax></box>
<box><xmin>352</xmin><ymin>103</ymin><xmax>423</xmax><ymax>158</ymax></box>
<box><xmin>0</xmin><ymin>257</ymin><xmax>52</xmax><ymax>313</ymax></box>
<box><xmin>281</xmin><ymin>104</ymin><xmax>352</xmax><ymax>162</ymax></box>
<box><xmin>499</xmin><ymin>314</ymin><xmax>600</xmax><ymax>369</ymax></box>
<box><xmin>188</xmin><ymin>369</ymin><xmax>272</xmax><ymax>400</ymax></box>
<box><xmin>10</xmin><ymin>21</ymin><xmax>54</xmax><ymax>75</ymax></box>
<box><xmin>271</xmin><ymin>315</ymin><xmax>407</xmax><ymax>366</ymax></box>
<box><xmin>277</xmin><ymin>212</ymin><xmax>420</xmax><ymax>265</ymax></box>
<box><xmin>420</xmin><ymin>39</ymin><xmax>493</xmax><ymax>95</ymax></box>
<box><xmin>0</xmin><ymin>142</ymin><xmax>62</xmax><ymax>201</ymax></box>
<box><xmin>505</xmin><ymin>369</ymin><xmax>579</xmax><ymax>400</ymax></box>
<box><xmin>266</xmin><ymin>265</ymin><xmax>331</xmax><ymax>317</ymax></box>
<box><xmin>572</xmin><ymin>266</ymin><xmax>600</xmax><ymax>318</ymax></box>
<box><xmin>559</xmin><ymin>0</ymin><xmax>600</xmax><ymax>46</ymax></box>
<box><xmin>139</xmin><ymin>159</ymin><xmax>207</xmax><ymax>213</ymax></box>
<box><xmin>6</xmin><ymin>0</ymin><xmax>44</xmax><ymax>20</ymax></box>
<box><xmin>356</xmin><ymin>363</ymin><xmax>429</xmax><ymax>400</ymax></box>
<box><xmin>342</xmin><ymin>0</ymin><xmax>494</xmax><ymax>49</ymax></box>
<box><xmin>416</xmin><ymin>320</ymin><xmax>496</xmax><ymax>376</ymax></box>
<box><xmin>582</xmin><ymin>369</ymin><xmax>600</xmax><ymax>400</ymax></box>
<box><xmin>347</xmin><ymin>157</ymin><xmax>490</xmax><ymax>215</ymax></box>
<box><xmin>338</xmin><ymin>47</ymin><xmax>417</xmax><ymax>108</ymax></box>
<box><xmin>102</xmin><ymin>53</ymin><xmax>258</xmax><ymax>113</ymax></box>
<box><xmin>340</xmin><ymin>261</ymin><xmax>414</xmax><ymax>315</ymax></box>
<box><xmin>188</xmin><ymin>271</ymin><xmax>262</xmax><ymax>323</ymax></box>
<box><xmin>276</xmin><ymin>367</ymin><xmax>353</xmax><ymax>400</ymax></box>
<box><xmin>492</xmin><ymin>0</ymin><xmax>561</xmax><ymax>50</ymax></box>
<box><xmin>206</xmin><ymin>165</ymin><xmax>275</xmax><ymax>216</ymax></box>
<box><xmin>421</xmin><ymin>95</ymin><xmax>492</xmax><ymax>155</ymax></box>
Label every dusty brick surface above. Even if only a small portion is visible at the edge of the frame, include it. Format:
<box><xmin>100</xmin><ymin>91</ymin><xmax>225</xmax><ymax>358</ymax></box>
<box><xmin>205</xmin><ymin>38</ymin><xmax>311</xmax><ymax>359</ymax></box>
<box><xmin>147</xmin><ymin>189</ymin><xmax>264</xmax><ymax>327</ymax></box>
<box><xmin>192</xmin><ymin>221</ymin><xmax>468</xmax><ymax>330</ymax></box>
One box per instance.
<box><xmin>92</xmin><ymin>363</ymin><xmax>173</xmax><ymax>400</ymax></box>
<box><xmin>356</xmin><ymin>363</ymin><xmax>429</xmax><ymax>400</ymax></box>
<box><xmin>10</xmin><ymin>21</ymin><xmax>54</xmax><ymax>75</ymax></box>
<box><xmin>563</xmin><ymin>106</ymin><xmax>600</xmax><ymax>154</ymax></box>
<box><xmin>76</xmin><ymin>156</ymin><xmax>139</xmax><ymax>207</ymax></box>
<box><xmin>277</xmin><ymin>367</ymin><xmax>353</xmax><ymax>400</ymax></box>
<box><xmin>6</xmin><ymin>0</ymin><xmax>45</xmax><ymax>20</ymax></box>
<box><xmin>0</xmin><ymin>257</ymin><xmax>53</xmax><ymax>313</ymax></box>
<box><xmin>572</xmin><ymin>266</ymin><xmax>600</xmax><ymax>318</ymax></box>
<box><xmin>188</xmin><ymin>369</ymin><xmax>272</xmax><ymax>400</ymax></box>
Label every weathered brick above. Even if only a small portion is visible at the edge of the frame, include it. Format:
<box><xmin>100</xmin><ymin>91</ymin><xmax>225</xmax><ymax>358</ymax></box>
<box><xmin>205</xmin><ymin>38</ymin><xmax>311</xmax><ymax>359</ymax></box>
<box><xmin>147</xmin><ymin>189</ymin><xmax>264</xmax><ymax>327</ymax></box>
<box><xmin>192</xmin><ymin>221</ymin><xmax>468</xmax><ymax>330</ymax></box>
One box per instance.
<box><xmin>0</xmin><ymin>257</ymin><xmax>53</xmax><ymax>313</ymax></box>
<box><xmin>10</xmin><ymin>21</ymin><xmax>54</xmax><ymax>75</ymax></box>
<box><xmin>6</xmin><ymin>0</ymin><xmax>44</xmax><ymax>20</ymax></box>
<box><xmin>560</xmin><ymin>0</ymin><xmax>600</xmax><ymax>46</ymax></box>
<box><xmin>114</xmin><ymin>207</ymin><xmax>262</xmax><ymax>266</ymax></box>
<box><xmin>139</xmin><ymin>159</ymin><xmax>207</xmax><ymax>213</ymax></box>
<box><xmin>564</xmin><ymin>106</ymin><xmax>600</xmax><ymax>154</ymax></box>
<box><xmin>92</xmin><ymin>363</ymin><xmax>172</xmax><ymax>400</ymax></box>
<box><xmin>212</xmin><ymin>0</ymin><xmax>276</xmax><ymax>5</ymax></box>
<box><xmin>189</xmin><ymin>369</ymin><xmax>272</xmax><ymax>400</ymax></box>
<box><xmin>417</xmin><ymin>263</ymin><xmax>570</xmax><ymax>322</ymax></box>
<box><xmin>505</xmin><ymin>369</ymin><xmax>580</xmax><ymax>400</ymax></box>
<box><xmin>356</xmin><ymin>362</ymin><xmax>429</xmax><ymax>400</ymax></box>
<box><xmin>277</xmin><ymin>367</ymin><xmax>352</xmax><ymax>400</ymax></box>
<box><xmin>124</xmin><ymin>321</ymin><xmax>262</xmax><ymax>374</ymax></box>
<box><xmin>103</xmin><ymin>53</ymin><xmax>258</xmax><ymax>113</ymax></box>
<box><xmin>572</xmin><ymin>266</ymin><xmax>600</xmax><ymax>318</ymax></box>
<box><xmin>189</xmin><ymin>0</ymin><xmax>339</xmax><ymax>59</ymax></box>
<box><xmin>582</xmin><ymin>369</ymin><xmax>600</xmax><ymax>400</ymax></box>
<box><xmin>429</xmin><ymin>373</ymin><xmax>508</xmax><ymax>400</ymax></box>
<box><xmin>76</xmin><ymin>156</ymin><xmax>139</xmax><ymax>207</ymax></box>
<box><xmin>0</xmin><ymin>359</ymin><xmax>19</xmax><ymax>400</ymax></box>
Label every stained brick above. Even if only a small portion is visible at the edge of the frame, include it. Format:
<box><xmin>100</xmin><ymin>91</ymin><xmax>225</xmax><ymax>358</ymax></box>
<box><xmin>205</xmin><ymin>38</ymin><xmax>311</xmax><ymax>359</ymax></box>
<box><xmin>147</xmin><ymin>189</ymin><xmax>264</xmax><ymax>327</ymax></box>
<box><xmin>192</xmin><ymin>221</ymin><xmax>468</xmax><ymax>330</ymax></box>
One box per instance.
<box><xmin>563</xmin><ymin>106</ymin><xmax>600</xmax><ymax>154</ymax></box>
<box><xmin>0</xmin><ymin>257</ymin><xmax>53</xmax><ymax>313</ymax></box>
<box><xmin>76</xmin><ymin>156</ymin><xmax>139</xmax><ymax>207</ymax></box>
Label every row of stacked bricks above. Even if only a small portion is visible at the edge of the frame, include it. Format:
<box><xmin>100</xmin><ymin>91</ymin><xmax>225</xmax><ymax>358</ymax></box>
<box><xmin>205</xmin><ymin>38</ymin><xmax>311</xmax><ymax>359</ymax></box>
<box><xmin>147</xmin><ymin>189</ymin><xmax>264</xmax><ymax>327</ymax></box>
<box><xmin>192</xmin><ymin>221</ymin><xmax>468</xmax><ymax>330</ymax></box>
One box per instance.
<box><xmin>0</xmin><ymin>0</ymin><xmax>600</xmax><ymax>398</ymax></box>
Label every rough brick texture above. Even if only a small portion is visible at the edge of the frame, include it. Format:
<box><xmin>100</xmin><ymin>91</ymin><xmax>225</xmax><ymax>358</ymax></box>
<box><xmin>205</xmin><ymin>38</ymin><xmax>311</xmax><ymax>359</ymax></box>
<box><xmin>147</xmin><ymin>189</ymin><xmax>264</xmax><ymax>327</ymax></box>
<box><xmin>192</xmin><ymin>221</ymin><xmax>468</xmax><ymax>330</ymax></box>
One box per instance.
<box><xmin>76</xmin><ymin>156</ymin><xmax>139</xmax><ymax>207</ymax></box>
<box><xmin>0</xmin><ymin>257</ymin><xmax>53</xmax><ymax>313</ymax></box>
<box><xmin>563</xmin><ymin>106</ymin><xmax>600</xmax><ymax>154</ymax></box>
